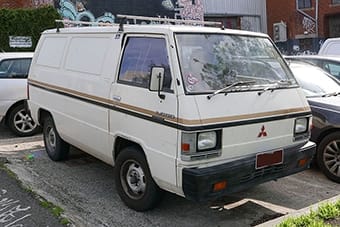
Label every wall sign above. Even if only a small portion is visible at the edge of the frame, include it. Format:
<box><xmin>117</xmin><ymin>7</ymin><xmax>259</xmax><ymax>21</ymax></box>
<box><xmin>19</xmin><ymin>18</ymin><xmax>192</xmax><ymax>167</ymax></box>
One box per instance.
<box><xmin>9</xmin><ymin>36</ymin><xmax>32</xmax><ymax>48</ymax></box>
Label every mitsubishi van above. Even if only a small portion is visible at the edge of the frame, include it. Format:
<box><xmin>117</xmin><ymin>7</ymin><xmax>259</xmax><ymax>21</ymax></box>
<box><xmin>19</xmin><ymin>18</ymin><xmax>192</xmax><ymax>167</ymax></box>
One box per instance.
<box><xmin>28</xmin><ymin>15</ymin><xmax>316</xmax><ymax>211</ymax></box>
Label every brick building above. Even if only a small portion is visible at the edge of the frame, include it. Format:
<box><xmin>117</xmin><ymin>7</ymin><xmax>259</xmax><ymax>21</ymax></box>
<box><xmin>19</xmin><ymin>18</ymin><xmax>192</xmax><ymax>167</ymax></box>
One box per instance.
<box><xmin>0</xmin><ymin>0</ymin><xmax>53</xmax><ymax>8</ymax></box>
<box><xmin>0</xmin><ymin>0</ymin><xmax>31</xmax><ymax>8</ymax></box>
<box><xmin>267</xmin><ymin>0</ymin><xmax>340</xmax><ymax>54</ymax></box>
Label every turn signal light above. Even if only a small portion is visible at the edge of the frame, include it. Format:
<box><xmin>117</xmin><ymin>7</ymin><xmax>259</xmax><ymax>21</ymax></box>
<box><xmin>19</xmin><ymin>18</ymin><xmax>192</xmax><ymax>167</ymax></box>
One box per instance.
<box><xmin>181</xmin><ymin>143</ymin><xmax>190</xmax><ymax>152</ymax></box>
<box><xmin>213</xmin><ymin>181</ymin><xmax>227</xmax><ymax>192</ymax></box>
<box><xmin>298</xmin><ymin>158</ymin><xmax>308</xmax><ymax>167</ymax></box>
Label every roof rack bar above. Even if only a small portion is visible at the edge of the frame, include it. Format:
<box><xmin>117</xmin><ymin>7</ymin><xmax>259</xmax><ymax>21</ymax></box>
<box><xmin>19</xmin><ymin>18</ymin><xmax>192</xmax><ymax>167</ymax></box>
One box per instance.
<box><xmin>116</xmin><ymin>14</ymin><xmax>222</xmax><ymax>26</ymax></box>
<box><xmin>55</xmin><ymin>19</ymin><xmax>117</xmax><ymax>27</ymax></box>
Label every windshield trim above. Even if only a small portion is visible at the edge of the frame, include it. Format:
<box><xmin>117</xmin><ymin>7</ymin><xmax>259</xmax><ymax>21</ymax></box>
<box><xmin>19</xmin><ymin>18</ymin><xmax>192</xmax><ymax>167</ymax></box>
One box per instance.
<box><xmin>174</xmin><ymin>32</ymin><xmax>297</xmax><ymax>95</ymax></box>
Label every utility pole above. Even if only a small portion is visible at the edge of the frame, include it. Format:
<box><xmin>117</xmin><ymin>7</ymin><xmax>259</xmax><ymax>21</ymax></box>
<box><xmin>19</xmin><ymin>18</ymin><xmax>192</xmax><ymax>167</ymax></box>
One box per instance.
<box><xmin>315</xmin><ymin>0</ymin><xmax>319</xmax><ymax>37</ymax></box>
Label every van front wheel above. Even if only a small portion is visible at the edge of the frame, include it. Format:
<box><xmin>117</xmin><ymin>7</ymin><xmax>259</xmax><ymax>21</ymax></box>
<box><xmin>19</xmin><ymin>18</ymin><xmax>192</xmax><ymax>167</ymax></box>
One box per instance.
<box><xmin>43</xmin><ymin>116</ymin><xmax>69</xmax><ymax>161</ymax></box>
<box><xmin>114</xmin><ymin>147</ymin><xmax>163</xmax><ymax>211</ymax></box>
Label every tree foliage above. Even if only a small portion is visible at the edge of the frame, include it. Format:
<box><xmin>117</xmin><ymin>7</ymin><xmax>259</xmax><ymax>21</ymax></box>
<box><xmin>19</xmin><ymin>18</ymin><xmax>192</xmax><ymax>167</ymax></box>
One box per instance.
<box><xmin>0</xmin><ymin>6</ymin><xmax>60</xmax><ymax>52</ymax></box>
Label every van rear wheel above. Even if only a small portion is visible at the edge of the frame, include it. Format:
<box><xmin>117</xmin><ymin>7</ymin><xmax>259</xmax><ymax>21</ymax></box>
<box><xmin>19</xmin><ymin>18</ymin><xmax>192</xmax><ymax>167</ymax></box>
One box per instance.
<box><xmin>43</xmin><ymin>116</ymin><xmax>69</xmax><ymax>161</ymax></box>
<box><xmin>114</xmin><ymin>146</ymin><xmax>163</xmax><ymax>211</ymax></box>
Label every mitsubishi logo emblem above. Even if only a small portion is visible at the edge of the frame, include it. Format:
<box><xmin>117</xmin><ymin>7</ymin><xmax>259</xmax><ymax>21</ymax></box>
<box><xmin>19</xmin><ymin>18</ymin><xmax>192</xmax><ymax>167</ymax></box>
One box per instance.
<box><xmin>258</xmin><ymin>125</ymin><xmax>267</xmax><ymax>138</ymax></box>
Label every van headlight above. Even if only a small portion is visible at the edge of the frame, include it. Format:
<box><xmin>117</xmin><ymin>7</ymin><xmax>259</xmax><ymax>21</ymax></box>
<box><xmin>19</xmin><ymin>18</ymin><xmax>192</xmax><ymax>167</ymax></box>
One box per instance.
<box><xmin>181</xmin><ymin>130</ymin><xmax>222</xmax><ymax>161</ymax></box>
<box><xmin>294</xmin><ymin>117</ymin><xmax>311</xmax><ymax>141</ymax></box>
<box><xmin>294</xmin><ymin>118</ymin><xmax>308</xmax><ymax>134</ymax></box>
<box><xmin>197</xmin><ymin>131</ymin><xmax>217</xmax><ymax>150</ymax></box>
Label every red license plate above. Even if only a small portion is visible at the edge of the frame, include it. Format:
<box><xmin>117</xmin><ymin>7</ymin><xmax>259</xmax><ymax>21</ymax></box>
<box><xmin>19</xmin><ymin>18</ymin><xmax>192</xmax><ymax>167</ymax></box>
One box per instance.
<box><xmin>256</xmin><ymin>150</ymin><xmax>283</xmax><ymax>169</ymax></box>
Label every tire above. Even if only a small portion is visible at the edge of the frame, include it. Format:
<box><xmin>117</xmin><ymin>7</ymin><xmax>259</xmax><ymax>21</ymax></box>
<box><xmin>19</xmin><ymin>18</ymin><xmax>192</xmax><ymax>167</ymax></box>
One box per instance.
<box><xmin>317</xmin><ymin>132</ymin><xmax>340</xmax><ymax>183</ymax></box>
<box><xmin>114</xmin><ymin>146</ymin><xmax>163</xmax><ymax>211</ymax></box>
<box><xmin>8</xmin><ymin>104</ymin><xmax>40</xmax><ymax>137</ymax></box>
<box><xmin>43</xmin><ymin>116</ymin><xmax>69</xmax><ymax>161</ymax></box>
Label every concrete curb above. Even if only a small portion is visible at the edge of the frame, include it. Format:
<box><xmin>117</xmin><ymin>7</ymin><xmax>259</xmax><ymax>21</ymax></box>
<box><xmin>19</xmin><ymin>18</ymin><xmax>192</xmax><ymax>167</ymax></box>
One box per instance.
<box><xmin>256</xmin><ymin>194</ymin><xmax>340</xmax><ymax>227</ymax></box>
<box><xmin>0</xmin><ymin>134</ymin><xmax>42</xmax><ymax>145</ymax></box>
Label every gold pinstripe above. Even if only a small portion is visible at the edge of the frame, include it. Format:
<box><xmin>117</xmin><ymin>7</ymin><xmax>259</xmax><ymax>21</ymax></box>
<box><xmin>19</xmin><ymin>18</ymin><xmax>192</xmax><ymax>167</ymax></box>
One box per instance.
<box><xmin>28</xmin><ymin>79</ymin><xmax>311</xmax><ymax>126</ymax></box>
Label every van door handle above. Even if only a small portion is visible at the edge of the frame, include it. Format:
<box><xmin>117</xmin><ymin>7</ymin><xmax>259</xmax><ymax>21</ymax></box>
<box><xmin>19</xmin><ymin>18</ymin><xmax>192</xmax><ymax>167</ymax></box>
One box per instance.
<box><xmin>112</xmin><ymin>95</ymin><xmax>121</xmax><ymax>102</ymax></box>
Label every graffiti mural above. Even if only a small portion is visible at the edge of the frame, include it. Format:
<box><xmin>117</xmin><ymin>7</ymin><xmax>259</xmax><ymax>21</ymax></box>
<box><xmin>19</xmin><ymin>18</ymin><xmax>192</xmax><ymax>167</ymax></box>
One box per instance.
<box><xmin>57</xmin><ymin>0</ymin><xmax>115</xmax><ymax>23</ymax></box>
<box><xmin>176</xmin><ymin>0</ymin><xmax>204</xmax><ymax>21</ymax></box>
<box><xmin>52</xmin><ymin>0</ymin><xmax>204</xmax><ymax>24</ymax></box>
<box><xmin>302</xmin><ymin>16</ymin><xmax>316</xmax><ymax>34</ymax></box>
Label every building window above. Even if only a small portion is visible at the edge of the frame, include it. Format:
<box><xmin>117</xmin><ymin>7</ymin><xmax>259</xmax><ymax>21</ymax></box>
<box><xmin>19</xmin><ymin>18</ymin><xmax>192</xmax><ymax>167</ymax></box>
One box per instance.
<box><xmin>332</xmin><ymin>0</ymin><xmax>340</xmax><ymax>4</ymax></box>
<box><xmin>298</xmin><ymin>0</ymin><xmax>312</xmax><ymax>9</ymax></box>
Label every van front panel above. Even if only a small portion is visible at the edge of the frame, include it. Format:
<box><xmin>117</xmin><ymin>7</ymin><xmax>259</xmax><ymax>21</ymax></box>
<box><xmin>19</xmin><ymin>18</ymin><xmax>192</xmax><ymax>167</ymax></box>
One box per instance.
<box><xmin>174</xmin><ymin>32</ymin><xmax>315</xmax><ymax>199</ymax></box>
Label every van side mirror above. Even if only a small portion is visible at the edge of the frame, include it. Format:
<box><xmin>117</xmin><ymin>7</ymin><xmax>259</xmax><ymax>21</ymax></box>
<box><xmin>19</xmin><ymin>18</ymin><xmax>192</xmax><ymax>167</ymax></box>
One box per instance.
<box><xmin>150</xmin><ymin>67</ymin><xmax>165</xmax><ymax>99</ymax></box>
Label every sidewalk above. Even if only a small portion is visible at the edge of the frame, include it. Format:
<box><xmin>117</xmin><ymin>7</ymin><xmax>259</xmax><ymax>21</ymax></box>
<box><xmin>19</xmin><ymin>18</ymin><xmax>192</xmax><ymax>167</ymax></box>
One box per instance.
<box><xmin>256</xmin><ymin>194</ymin><xmax>340</xmax><ymax>226</ymax></box>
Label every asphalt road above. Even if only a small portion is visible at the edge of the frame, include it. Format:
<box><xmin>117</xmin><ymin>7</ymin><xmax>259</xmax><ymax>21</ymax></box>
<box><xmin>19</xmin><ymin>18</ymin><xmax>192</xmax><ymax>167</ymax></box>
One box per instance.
<box><xmin>0</xmin><ymin>123</ymin><xmax>340</xmax><ymax>227</ymax></box>
<box><xmin>0</xmin><ymin>167</ymin><xmax>64</xmax><ymax>227</ymax></box>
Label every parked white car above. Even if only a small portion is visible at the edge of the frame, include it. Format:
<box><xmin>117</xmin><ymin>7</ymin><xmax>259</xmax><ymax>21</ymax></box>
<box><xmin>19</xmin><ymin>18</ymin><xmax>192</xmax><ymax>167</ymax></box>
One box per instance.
<box><xmin>319</xmin><ymin>37</ymin><xmax>340</xmax><ymax>55</ymax></box>
<box><xmin>285</xmin><ymin>55</ymin><xmax>340</xmax><ymax>79</ymax></box>
<box><xmin>0</xmin><ymin>52</ymin><xmax>39</xmax><ymax>136</ymax></box>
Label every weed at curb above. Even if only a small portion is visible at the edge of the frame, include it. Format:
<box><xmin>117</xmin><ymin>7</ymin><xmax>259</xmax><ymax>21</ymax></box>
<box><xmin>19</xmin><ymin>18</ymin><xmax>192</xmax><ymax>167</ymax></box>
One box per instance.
<box><xmin>40</xmin><ymin>200</ymin><xmax>70</xmax><ymax>225</ymax></box>
<box><xmin>278</xmin><ymin>200</ymin><xmax>340</xmax><ymax>227</ymax></box>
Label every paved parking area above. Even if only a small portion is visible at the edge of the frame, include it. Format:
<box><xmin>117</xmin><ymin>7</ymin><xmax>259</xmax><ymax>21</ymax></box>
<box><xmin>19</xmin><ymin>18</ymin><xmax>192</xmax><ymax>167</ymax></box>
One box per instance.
<box><xmin>1</xmin><ymin>124</ymin><xmax>340</xmax><ymax>227</ymax></box>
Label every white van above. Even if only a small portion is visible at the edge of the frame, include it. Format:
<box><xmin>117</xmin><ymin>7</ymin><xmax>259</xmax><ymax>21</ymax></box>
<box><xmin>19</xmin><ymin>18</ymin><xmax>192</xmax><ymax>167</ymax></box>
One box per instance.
<box><xmin>319</xmin><ymin>37</ymin><xmax>340</xmax><ymax>55</ymax></box>
<box><xmin>28</xmin><ymin>15</ymin><xmax>315</xmax><ymax>211</ymax></box>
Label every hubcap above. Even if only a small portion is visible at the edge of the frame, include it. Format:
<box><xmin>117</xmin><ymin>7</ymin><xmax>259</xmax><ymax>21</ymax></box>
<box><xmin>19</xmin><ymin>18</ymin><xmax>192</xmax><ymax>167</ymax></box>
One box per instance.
<box><xmin>13</xmin><ymin>109</ymin><xmax>37</xmax><ymax>133</ymax></box>
<box><xmin>46</xmin><ymin>126</ymin><xmax>56</xmax><ymax>151</ymax></box>
<box><xmin>324</xmin><ymin>140</ymin><xmax>340</xmax><ymax>177</ymax></box>
<box><xmin>121</xmin><ymin>160</ymin><xmax>146</xmax><ymax>199</ymax></box>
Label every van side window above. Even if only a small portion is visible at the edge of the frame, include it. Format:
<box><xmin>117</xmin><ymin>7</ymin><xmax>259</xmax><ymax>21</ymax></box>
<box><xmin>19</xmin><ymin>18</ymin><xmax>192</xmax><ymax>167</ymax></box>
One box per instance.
<box><xmin>0</xmin><ymin>58</ymin><xmax>32</xmax><ymax>79</ymax></box>
<box><xmin>118</xmin><ymin>37</ymin><xmax>172</xmax><ymax>90</ymax></box>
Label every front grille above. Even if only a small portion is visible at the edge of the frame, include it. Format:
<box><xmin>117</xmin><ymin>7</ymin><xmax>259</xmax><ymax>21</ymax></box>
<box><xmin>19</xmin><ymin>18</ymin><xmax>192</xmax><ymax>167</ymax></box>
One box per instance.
<box><xmin>189</xmin><ymin>152</ymin><xmax>220</xmax><ymax>161</ymax></box>
<box><xmin>240</xmin><ymin>164</ymin><xmax>286</xmax><ymax>183</ymax></box>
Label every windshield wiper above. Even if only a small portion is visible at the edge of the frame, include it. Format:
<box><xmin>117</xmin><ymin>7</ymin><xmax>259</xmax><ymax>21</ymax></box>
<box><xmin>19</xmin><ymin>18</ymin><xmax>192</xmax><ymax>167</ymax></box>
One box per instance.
<box><xmin>257</xmin><ymin>79</ymin><xmax>295</xmax><ymax>96</ymax></box>
<box><xmin>235</xmin><ymin>75</ymin><xmax>295</xmax><ymax>86</ymax></box>
<box><xmin>277</xmin><ymin>79</ymin><xmax>294</xmax><ymax>85</ymax></box>
<box><xmin>322</xmin><ymin>92</ymin><xmax>340</xmax><ymax>97</ymax></box>
<box><xmin>207</xmin><ymin>80</ymin><xmax>255</xmax><ymax>100</ymax></box>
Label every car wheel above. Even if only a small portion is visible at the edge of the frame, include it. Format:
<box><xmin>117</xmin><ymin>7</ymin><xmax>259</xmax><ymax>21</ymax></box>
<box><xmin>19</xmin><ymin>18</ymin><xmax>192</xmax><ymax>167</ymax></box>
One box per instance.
<box><xmin>114</xmin><ymin>146</ymin><xmax>163</xmax><ymax>211</ymax></box>
<box><xmin>8</xmin><ymin>104</ymin><xmax>39</xmax><ymax>137</ymax></box>
<box><xmin>43</xmin><ymin>116</ymin><xmax>69</xmax><ymax>161</ymax></box>
<box><xmin>317</xmin><ymin>132</ymin><xmax>340</xmax><ymax>183</ymax></box>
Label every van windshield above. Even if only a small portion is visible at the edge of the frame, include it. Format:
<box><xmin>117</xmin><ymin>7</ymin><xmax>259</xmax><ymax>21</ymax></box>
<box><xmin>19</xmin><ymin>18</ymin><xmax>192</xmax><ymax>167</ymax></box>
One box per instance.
<box><xmin>175</xmin><ymin>33</ymin><xmax>297</xmax><ymax>94</ymax></box>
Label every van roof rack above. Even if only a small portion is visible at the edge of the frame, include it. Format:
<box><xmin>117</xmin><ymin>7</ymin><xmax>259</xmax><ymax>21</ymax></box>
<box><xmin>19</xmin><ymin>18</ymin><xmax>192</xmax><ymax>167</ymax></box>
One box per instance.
<box><xmin>55</xmin><ymin>14</ymin><xmax>223</xmax><ymax>32</ymax></box>
<box><xmin>55</xmin><ymin>19</ymin><xmax>118</xmax><ymax>27</ymax></box>
<box><xmin>116</xmin><ymin>14</ymin><xmax>222</xmax><ymax>27</ymax></box>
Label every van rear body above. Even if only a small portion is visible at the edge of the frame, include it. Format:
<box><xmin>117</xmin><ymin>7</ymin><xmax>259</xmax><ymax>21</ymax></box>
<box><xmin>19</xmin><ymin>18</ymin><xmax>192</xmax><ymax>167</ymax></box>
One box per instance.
<box><xmin>28</xmin><ymin>18</ymin><xmax>315</xmax><ymax>210</ymax></box>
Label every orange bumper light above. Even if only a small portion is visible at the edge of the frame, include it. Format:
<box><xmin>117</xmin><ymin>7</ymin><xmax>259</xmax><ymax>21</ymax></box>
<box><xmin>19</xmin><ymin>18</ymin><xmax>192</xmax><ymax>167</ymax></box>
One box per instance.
<box><xmin>298</xmin><ymin>158</ymin><xmax>308</xmax><ymax>167</ymax></box>
<box><xmin>213</xmin><ymin>181</ymin><xmax>227</xmax><ymax>192</ymax></box>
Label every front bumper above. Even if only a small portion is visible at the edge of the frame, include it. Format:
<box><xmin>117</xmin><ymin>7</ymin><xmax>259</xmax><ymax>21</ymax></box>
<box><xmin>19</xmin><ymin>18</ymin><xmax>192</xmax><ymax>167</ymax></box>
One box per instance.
<box><xmin>182</xmin><ymin>141</ymin><xmax>316</xmax><ymax>202</ymax></box>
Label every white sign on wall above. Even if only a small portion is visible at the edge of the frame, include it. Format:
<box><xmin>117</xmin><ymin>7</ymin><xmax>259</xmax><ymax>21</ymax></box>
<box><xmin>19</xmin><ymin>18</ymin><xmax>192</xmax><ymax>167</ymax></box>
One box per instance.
<box><xmin>9</xmin><ymin>36</ymin><xmax>32</xmax><ymax>48</ymax></box>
